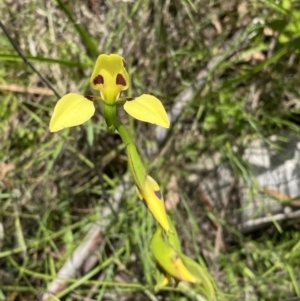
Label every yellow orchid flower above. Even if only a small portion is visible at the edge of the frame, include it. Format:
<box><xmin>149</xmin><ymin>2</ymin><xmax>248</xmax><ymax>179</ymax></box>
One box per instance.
<box><xmin>49</xmin><ymin>54</ymin><xmax>169</xmax><ymax>132</ymax></box>
<box><xmin>135</xmin><ymin>174</ymin><xmax>170</xmax><ymax>233</ymax></box>
<box><xmin>125</xmin><ymin>141</ymin><xmax>170</xmax><ymax>232</ymax></box>
<box><xmin>151</xmin><ymin>219</ymin><xmax>216</xmax><ymax>300</ymax></box>
<box><xmin>151</xmin><ymin>225</ymin><xmax>197</xmax><ymax>284</ymax></box>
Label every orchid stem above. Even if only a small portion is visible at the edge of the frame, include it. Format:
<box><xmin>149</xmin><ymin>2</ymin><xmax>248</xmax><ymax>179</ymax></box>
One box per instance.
<box><xmin>112</xmin><ymin>113</ymin><xmax>147</xmax><ymax>190</ymax></box>
<box><xmin>114</xmin><ymin>118</ymin><xmax>134</xmax><ymax>146</ymax></box>
<box><xmin>103</xmin><ymin>103</ymin><xmax>118</xmax><ymax>132</ymax></box>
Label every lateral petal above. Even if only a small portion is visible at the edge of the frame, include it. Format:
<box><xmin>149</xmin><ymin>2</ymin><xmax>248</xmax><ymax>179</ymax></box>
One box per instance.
<box><xmin>49</xmin><ymin>93</ymin><xmax>95</xmax><ymax>132</ymax></box>
<box><xmin>123</xmin><ymin>94</ymin><xmax>170</xmax><ymax>128</ymax></box>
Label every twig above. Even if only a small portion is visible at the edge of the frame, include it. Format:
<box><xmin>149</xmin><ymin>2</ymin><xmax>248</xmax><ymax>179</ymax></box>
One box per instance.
<box><xmin>238</xmin><ymin>209</ymin><xmax>300</xmax><ymax>233</ymax></box>
<box><xmin>0</xmin><ymin>83</ymin><xmax>54</xmax><ymax>95</ymax></box>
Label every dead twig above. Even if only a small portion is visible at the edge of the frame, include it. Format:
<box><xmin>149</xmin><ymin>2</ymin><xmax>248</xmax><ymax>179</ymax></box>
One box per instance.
<box><xmin>0</xmin><ymin>83</ymin><xmax>54</xmax><ymax>95</ymax></box>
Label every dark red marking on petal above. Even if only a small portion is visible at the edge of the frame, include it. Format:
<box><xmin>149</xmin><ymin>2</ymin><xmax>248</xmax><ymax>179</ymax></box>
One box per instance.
<box><xmin>122</xmin><ymin>59</ymin><xmax>127</xmax><ymax>68</ymax></box>
<box><xmin>93</xmin><ymin>75</ymin><xmax>104</xmax><ymax>85</ymax></box>
<box><xmin>116</xmin><ymin>73</ymin><xmax>127</xmax><ymax>86</ymax></box>
<box><xmin>154</xmin><ymin>190</ymin><xmax>162</xmax><ymax>199</ymax></box>
<box><xmin>125</xmin><ymin>97</ymin><xmax>135</xmax><ymax>101</ymax></box>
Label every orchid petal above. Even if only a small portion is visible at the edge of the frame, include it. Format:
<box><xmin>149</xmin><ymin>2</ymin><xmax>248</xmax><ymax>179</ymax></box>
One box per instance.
<box><xmin>90</xmin><ymin>54</ymin><xmax>129</xmax><ymax>104</ymax></box>
<box><xmin>137</xmin><ymin>175</ymin><xmax>170</xmax><ymax>232</ymax></box>
<box><xmin>124</xmin><ymin>94</ymin><xmax>170</xmax><ymax>128</ymax></box>
<box><xmin>49</xmin><ymin>93</ymin><xmax>95</xmax><ymax>132</ymax></box>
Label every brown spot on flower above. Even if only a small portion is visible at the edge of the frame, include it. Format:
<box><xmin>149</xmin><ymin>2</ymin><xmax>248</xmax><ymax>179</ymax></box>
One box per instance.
<box><xmin>93</xmin><ymin>75</ymin><xmax>104</xmax><ymax>85</ymax></box>
<box><xmin>116</xmin><ymin>73</ymin><xmax>126</xmax><ymax>86</ymax></box>
<box><xmin>154</xmin><ymin>190</ymin><xmax>162</xmax><ymax>199</ymax></box>
<box><xmin>122</xmin><ymin>59</ymin><xmax>126</xmax><ymax>68</ymax></box>
<box><xmin>84</xmin><ymin>96</ymin><xmax>94</xmax><ymax>101</ymax></box>
<box><xmin>125</xmin><ymin>97</ymin><xmax>135</xmax><ymax>101</ymax></box>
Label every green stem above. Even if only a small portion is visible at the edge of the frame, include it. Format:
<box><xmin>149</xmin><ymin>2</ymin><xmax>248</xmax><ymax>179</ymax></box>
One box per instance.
<box><xmin>114</xmin><ymin>118</ymin><xmax>134</xmax><ymax>146</ymax></box>
<box><xmin>112</xmin><ymin>111</ymin><xmax>147</xmax><ymax>190</ymax></box>
<box><xmin>103</xmin><ymin>103</ymin><xmax>117</xmax><ymax>132</ymax></box>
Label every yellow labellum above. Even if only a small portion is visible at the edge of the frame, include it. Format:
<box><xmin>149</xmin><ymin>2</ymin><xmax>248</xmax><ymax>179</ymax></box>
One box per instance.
<box><xmin>124</xmin><ymin>94</ymin><xmax>170</xmax><ymax>128</ymax></box>
<box><xmin>49</xmin><ymin>93</ymin><xmax>95</xmax><ymax>132</ymax></box>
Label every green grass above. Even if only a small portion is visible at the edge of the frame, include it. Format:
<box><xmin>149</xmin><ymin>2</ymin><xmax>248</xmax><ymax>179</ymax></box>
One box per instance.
<box><xmin>1</xmin><ymin>0</ymin><xmax>300</xmax><ymax>300</ymax></box>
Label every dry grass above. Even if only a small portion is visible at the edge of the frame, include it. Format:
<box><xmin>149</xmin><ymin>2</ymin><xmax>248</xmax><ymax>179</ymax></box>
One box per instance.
<box><xmin>1</xmin><ymin>0</ymin><xmax>300</xmax><ymax>300</ymax></box>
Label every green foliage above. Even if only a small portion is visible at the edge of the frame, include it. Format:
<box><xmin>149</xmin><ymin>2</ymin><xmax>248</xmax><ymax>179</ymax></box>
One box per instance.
<box><xmin>266</xmin><ymin>0</ymin><xmax>300</xmax><ymax>48</ymax></box>
<box><xmin>0</xmin><ymin>93</ymin><xmax>18</xmax><ymax>119</ymax></box>
<box><xmin>1</xmin><ymin>0</ymin><xmax>300</xmax><ymax>300</ymax></box>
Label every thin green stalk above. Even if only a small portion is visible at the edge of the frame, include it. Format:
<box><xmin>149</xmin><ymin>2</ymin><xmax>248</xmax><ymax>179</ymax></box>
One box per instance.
<box><xmin>114</xmin><ymin>118</ymin><xmax>134</xmax><ymax>146</ymax></box>
<box><xmin>113</xmin><ymin>116</ymin><xmax>147</xmax><ymax>190</ymax></box>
